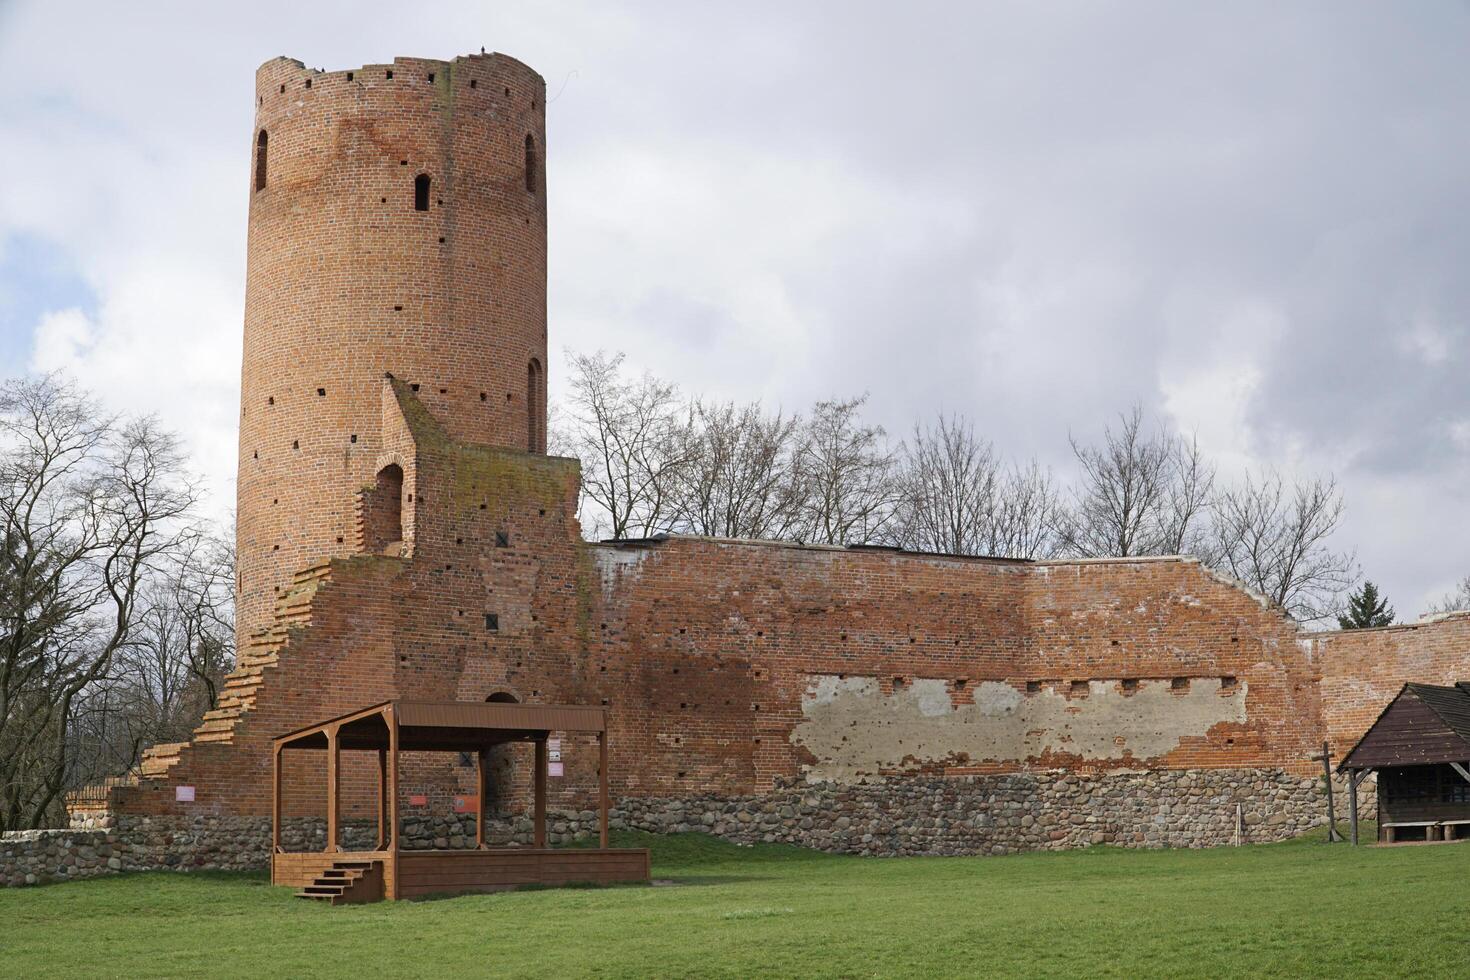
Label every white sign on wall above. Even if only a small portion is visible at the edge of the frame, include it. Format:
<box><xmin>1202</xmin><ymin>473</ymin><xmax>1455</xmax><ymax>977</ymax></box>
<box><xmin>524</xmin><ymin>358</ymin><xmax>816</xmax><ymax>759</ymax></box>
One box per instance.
<box><xmin>175</xmin><ymin>785</ymin><xmax>195</xmax><ymax>803</ymax></box>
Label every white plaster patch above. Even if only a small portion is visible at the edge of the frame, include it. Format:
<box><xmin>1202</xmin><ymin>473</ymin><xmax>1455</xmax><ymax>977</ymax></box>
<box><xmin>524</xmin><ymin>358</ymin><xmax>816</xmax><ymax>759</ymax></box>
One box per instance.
<box><xmin>591</xmin><ymin>546</ymin><xmax>653</xmax><ymax>600</ymax></box>
<box><xmin>792</xmin><ymin>676</ymin><xmax>1247</xmax><ymax>783</ymax></box>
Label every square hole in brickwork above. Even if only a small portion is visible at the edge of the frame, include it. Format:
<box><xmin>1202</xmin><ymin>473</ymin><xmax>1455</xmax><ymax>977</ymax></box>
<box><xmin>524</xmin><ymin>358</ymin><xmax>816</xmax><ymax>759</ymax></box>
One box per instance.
<box><xmin>484</xmin><ymin>613</ymin><xmax>499</xmax><ymax>631</ymax></box>
<box><xmin>427</xmin><ymin>73</ymin><xmax>435</xmax><ymax>83</ymax></box>
<box><xmin>350</xmin><ymin>434</ymin><xmax>357</xmax><ymax>444</ymax></box>
<box><xmin>1026</xmin><ymin>681</ymin><xmax>1041</xmax><ymax>694</ymax></box>
<box><xmin>381</xmin><ymin>197</ymin><xmax>387</xmax><ymax>203</ymax></box>
<box><xmin>439</xmin><ymin>237</ymin><xmax>446</xmax><ymax>244</ymax></box>
<box><xmin>480</xmin><ymin>392</ymin><xmax>487</xmax><ymax>401</ymax></box>
<box><xmin>954</xmin><ymin>678</ymin><xmax>967</xmax><ymax>690</ymax></box>
<box><xmin>491</xmin><ymin>530</ymin><xmax>509</xmax><ymax>548</ymax></box>
<box><xmin>1171</xmin><ymin>677</ymin><xmax>1190</xmax><ymax>692</ymax></box>
<box><xmin>336</xmin><ymin>536</ymin><xmax>344</xmax><ymax>544</ymax></box>
<box><xmin>279</xmin><ymin>84</ymin><xmax>284</xmax><ymax>93</ymax></box>
<box><xmin>305</xmin><ymin>78</ymin><xmax>312</xmax><ymax>89</ymax></box>
<box><xmin>456</xmin><ymin>751</ymin><xmax>471</xmax><ymax>767</ymax></box>
<box><xmin>1221</xmin><ymin>675</ymin><xmax>1238</xmax><ymax>691</ymax></box>
<box><xmin>1121</xmin><ymin>678</ymin><xmax>1138</xmax><ymax>694</ymax></box>
<box><xmin>410</xmin><ymin>383</ymin><xmax>420</xmax><ymax>392</ymax></box>
<box><xmin>892</xmin><ymin>676</ymin><xmax>905</xmax><ymax>690</ymax></box>
<box><xmin>1070</xmin><ymin>680</ymin><xmax>1089</xmax><ymax>697</ymax></box>
<box><xmin>347</xmin><ymin>72</ymin><xmax>354</xmax><ymax>81</ymax></box>
<box><xmin>439</xmin><ymin>387</ymin><xmax>447</xmax><ymax>394</ymax></box>
<box><xmin>470</xmin><ymin>79</ymin><xmax>477</xmax><ymax>89</ymax></box>
<box><xmin>267</xmin><ymin>396</ymin><xmax>274</xmax><ymax>405</ymax></box>
<box><xmin>504</xmin><ymin>87</ymin><xmax>511</xmax><ymax>96</ymax></box>
<box><xmin>317</xmin><ymin>388</ymin><xmax>326</xmax><ymax>396</ymax></box>
<box><xmin>292</xmin><ymin>440</ymin><xmax>299</xmax><ymax>449</ymax></box>
<box><xmin>394</xmin><ymin>305</ymin><xmax>403</xmax><ymax>312</ymax></box>
<box><xmin>400</xmin><ymin>160</ymin><xmax>407</xmax><ymax>166</ymax></box>
<box><xmin>386</xmin><ymin>70</ymin><xmax>393</xmax><ymax>79</ymax></box>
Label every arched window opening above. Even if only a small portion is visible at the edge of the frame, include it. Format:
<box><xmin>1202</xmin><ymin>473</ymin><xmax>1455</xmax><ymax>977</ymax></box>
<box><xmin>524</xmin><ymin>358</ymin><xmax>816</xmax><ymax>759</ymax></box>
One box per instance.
<box><xmin>524</xmin><ymin>134</ymin><xmax>536</xmax><ymax>193</ymax></box>
<box><xmin>362</xmin><ymin>463</ymin><xmax>404</xmax><ymax>553</ymax></box>
<box><xmin>254</xmin><ymin>130</ymin><xmax>268</xmax><ymax>192</ymax></box>
<box><xmin>526</xmin><ymin>358</ymin><xmax>545</xmax><ymax>453</ymax></box>
<box><xmin>486</xmin><ymin>691</ymin><xmax>519</xmax><ymax>704</ymax></box>
<box><xmin>414</xmin><ymin>173</ymin><xmax>431</xmax><ymax>212</ymax></box>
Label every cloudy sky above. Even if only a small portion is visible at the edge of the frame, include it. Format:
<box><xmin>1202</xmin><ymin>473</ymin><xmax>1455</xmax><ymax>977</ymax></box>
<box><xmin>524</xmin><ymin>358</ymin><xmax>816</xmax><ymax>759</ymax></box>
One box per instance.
<box><xmin>1</xmin><ymin>1</ymin><xmax>1468</xmax><ymax>617</ymax></box>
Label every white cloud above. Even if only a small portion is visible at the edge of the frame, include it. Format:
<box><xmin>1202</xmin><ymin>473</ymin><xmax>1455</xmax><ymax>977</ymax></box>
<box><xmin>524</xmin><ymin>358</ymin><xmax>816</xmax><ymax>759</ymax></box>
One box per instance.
<box><xmin>2</xmin><ymin>0</ymin><xmax>1470</xmax><ymax>612</ymax></box>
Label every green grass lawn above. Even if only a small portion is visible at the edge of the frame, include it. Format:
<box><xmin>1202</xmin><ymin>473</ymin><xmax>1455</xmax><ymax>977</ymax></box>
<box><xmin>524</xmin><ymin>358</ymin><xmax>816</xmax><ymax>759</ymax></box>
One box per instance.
<box><xmin>3</xmin><ymin>829</ymin><xmax>1468</xmax><ymax>978</ymax></box>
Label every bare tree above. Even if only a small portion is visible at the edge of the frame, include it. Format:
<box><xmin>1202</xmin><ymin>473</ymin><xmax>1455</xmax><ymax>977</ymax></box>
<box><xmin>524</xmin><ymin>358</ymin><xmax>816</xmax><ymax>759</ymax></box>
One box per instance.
<box><xmin>792</xmin><ymin>396</ymin><xmax>896</xmax><ymax>546</ymax></box>
<box><xmin>561</xmin><ymin>351</ymin><xmax>691</xmax><ymax>539</ymax></box>
<box><xmin>1208</xmin><ymin>470</ymin><xmax>1356</xmax><ymax>625</ymax></box>
<box><xmin>0</xmin><ymin>375</ymin><xmax>201</xmax><ymax>830</ymax></box>
<box><xmin>888</xmin><ymin>413</ymin><xmax>1001</xmax><ymax>555</ymax></box>
<box><xmin>669</xmin><ymin>399</ymin><xmax>805</xmax><ymax>540</ymax></box>
<box><xmin>887</xmin><ymin>414</ymin><xmax>1064</xmax><ymax>559</ymax></box>
<box><xmin>991</xmin><ymin>460</ymin><xmax>1065</xmax><ymax>559</ymax></box>
<box><xmin>1423</xmin><ymin>575</ymin><xmax>1470</xmax><ymax>617</ymax></box>
<box><xmin>78</xmin><ymin>532</ymin><xmax>235</xmax><ymax>777</ymax></box>
<box><xmin>1056</xmin><ymin>405</ymin><xmax>1214</xmax><ymax>558</ymax></box>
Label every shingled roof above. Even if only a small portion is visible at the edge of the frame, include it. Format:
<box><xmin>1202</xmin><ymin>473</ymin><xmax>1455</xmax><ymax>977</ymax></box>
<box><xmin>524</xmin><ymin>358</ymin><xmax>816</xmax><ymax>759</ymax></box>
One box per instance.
<box><xmin>1341</xmin><ymin>682</ymin><xmax>1470</xmax><ymax>769</ymax></box>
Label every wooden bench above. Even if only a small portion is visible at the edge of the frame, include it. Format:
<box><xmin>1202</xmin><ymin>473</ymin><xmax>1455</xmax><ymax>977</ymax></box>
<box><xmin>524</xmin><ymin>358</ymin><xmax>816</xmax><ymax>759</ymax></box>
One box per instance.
<box><xmin>1440</xmin><ymin>819</ymin><xmax>1470</xmax><ymax>841</ymax></box>
<box><xmin>1382</xmin><ymin>820</ymin><xmax>1441</xmax><ymax>843</ymax></box>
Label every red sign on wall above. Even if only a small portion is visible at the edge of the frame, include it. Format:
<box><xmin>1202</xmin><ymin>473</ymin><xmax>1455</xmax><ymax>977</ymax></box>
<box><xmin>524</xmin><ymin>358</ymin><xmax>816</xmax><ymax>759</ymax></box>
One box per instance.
<box><xmin>453</xmin><ymin>795</ymin><xmax>479</xmax><ymax>814</ymax></box>
<box><xmin>408</xmin><ymin>794</ymin><xmax>428</xmax><ymax>807</ymax></box>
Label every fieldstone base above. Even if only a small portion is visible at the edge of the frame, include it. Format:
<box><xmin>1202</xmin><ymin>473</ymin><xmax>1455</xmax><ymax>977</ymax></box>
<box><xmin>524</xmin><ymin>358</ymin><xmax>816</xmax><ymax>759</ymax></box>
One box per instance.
<box><xmin>2</xmin><ymin>768</ymin><xmax>1374</xmax><ymax>887</ymax></box>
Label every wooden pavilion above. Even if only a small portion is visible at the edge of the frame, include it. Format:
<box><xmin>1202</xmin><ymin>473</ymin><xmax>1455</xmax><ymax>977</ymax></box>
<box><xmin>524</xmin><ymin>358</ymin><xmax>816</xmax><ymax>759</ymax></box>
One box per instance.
<box><xmin>1339</xmin><ymin>682</ymin><xmax>1470</xmax><ymax>845</ymax></box>
<box><xmin>271</xmin><ymin>700</ymin><xmax>649</xmax><ymax>902</ymax></box>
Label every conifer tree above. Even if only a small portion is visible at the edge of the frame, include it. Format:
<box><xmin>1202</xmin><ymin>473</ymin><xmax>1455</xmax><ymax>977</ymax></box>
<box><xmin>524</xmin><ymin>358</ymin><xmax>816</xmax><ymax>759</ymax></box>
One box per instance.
<box><xmin>1336</xmin><ymin>580</ymin><xmax>1395</xmax><ymax>629</ymax></box>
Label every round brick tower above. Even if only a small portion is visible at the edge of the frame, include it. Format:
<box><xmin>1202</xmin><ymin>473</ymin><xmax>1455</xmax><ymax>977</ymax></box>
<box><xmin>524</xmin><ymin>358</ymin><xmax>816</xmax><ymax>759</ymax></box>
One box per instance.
<box><xmin>237</xmin><ymin>53</ymin><xmax>548</xmax><ymax>643</ymax></box>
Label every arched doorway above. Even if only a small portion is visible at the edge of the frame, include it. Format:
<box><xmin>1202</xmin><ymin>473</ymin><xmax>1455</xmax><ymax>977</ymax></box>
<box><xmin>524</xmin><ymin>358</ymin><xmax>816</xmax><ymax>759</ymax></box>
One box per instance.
<box><xmin>482</xmin><ymin>691</ymin><xmax>521</xmax><ymax>819</ymax></box>
<box><xmin>362</xmin><ymin>463</ymin><xmax>404</xmax><ymax>553</ymax></box>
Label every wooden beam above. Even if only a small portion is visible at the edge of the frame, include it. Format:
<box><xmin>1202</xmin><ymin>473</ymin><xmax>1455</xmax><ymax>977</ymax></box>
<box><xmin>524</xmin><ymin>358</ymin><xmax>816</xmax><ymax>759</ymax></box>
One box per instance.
<box><xmin>1348</xmin><ymin>768</ymin><xmax>1360</xmax><ymax>846</ymax></box>
<box><xmin>1317</xmin><ymin>741</ymin><xmax>1340</xmax><ymax>843</ymax></box>
<box><xmin>388</xmin><ymin>707</ymin><xmax>400</xmax><ymax>900</ymax></box>
<box><xmin>599</xmin><ymin>730</ymin><xmax>610</xmax><ymax>849</ymax></box>
<box><xmin>271</xmin><ymin>745</ymin><xmax>282</xmax><ymax>853</ymax></box>
<box><xmin>1450</xmin><ymin>762</ymin><xmax>1470</xmax><ymax>786</ymax></box>
<box><xmin>376</xmin><ymin>748</ymin><xmax>387</xmax><ymax>850</ymax></box>
<box><xmin>326</xmin><ymin>724</ymin><xmax>340</xmax><ymax>853</ymax></box>
<box><xmin>534</xmin><ymin>737</ymin><xmax>547</xmax><ymax>849</ymax></box>
<box><xmin>476</xmin><ymin>749</ymin><xmax>488</xmax><ymax>849</ymax></box>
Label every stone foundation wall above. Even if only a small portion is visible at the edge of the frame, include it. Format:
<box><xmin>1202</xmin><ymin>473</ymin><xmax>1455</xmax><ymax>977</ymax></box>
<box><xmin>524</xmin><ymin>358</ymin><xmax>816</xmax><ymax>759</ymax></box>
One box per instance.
<box><xmin>3</xmin><ymin>769</ymin><xmax>1375</xmax><ymax>887</ymax></box>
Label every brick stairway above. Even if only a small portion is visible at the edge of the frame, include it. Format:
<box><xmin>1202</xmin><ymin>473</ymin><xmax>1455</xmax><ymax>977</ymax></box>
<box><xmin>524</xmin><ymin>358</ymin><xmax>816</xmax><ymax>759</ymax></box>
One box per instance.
<box><xmin>113</xmin><ymin>562</ymin><xmax>336</xmax><ymax>787</ymax></box>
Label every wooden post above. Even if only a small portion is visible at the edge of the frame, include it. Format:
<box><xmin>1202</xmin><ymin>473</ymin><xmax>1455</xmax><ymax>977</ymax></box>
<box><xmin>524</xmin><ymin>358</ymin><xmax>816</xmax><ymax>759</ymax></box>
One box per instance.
<box><xmin>376</xmin><ymin>748</ymin><xmax>388</xmax><ymax>850</ymax></box>
<box><xmin>1313</xmin><ymin>741</ymin><xmax>1340</xmax><ymax>843</ymax></box>
<box><xmin>475</xmin><ymin>748</ymin><xmax>488</xmax><ymax>849</ymax></box>
<box><xmin>388</xmin><ymin>708</ymin><xmax>400</xmax><ymax>900</ymax></box>
<box><xmin>534</xmin><ymin>737</ymin><xmax>548</xmax><ymax>849</ymax></box>
<box><xmin>1348</xmin><ymin>768</ymin><xmax>1360</xmax><ymax>846</ymax></box>
<box><xmin>598</xmin><ymin>730</ymin><xmax>610</xmax><ymax>849</ymax></box>
<box><xmin>326</xmin><ymin>725</ymin><xmax>341</xmax><ymax>853</ymax></box>
<box><xmin>271</xmin><ymin>744</ymin><xmax>283</xmax><ymax>853</ymax></box>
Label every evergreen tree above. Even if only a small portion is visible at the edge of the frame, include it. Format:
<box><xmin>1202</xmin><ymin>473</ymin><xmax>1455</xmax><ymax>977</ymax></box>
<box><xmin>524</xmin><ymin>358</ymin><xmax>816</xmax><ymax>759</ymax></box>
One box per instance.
<box><xmin>1337</xmin><ymin>580</ymin><xmax>1395</xmax><ymax>629</ymax></box>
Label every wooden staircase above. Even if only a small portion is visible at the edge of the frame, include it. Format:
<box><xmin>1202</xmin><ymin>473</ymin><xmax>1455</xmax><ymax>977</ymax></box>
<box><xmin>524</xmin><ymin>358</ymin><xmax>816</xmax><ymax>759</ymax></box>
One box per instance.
<box><xmin>295</xmin><ymin>860</ymin><xmax>384</xmax><ymax>905</ymax></box>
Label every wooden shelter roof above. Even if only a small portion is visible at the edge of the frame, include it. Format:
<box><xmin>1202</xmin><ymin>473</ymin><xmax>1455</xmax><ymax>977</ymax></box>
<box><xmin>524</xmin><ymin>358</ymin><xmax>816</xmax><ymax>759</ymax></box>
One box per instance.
<box><xmin>1340</xmin><ymin>682</ymin><xmax>1470</xmax><ymax>770</ymax></box>
<box><xmin>274</xmin><ymin>700</ymin><xmax>607</xmax><ymax>753</ymax></box>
